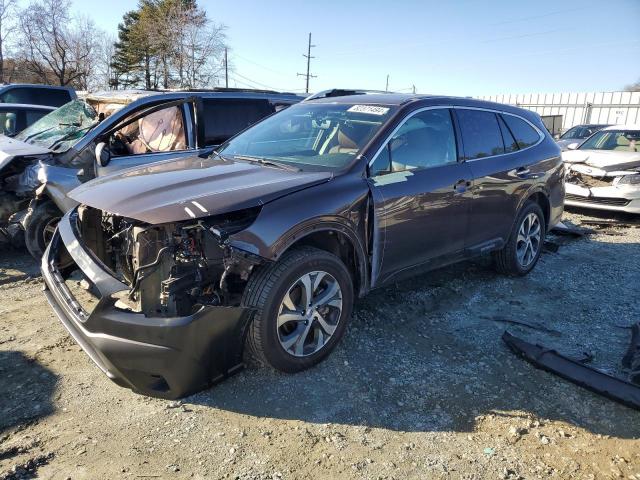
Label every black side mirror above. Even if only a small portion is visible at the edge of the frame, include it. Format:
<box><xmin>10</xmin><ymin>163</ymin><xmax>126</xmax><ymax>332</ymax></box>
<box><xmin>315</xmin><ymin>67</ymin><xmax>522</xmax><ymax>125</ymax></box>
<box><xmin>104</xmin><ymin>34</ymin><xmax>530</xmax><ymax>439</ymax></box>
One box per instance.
<box><xmin>95</xmin><ymin>141</ymin><xmax>111</xmax><ymax>167</ymax></box>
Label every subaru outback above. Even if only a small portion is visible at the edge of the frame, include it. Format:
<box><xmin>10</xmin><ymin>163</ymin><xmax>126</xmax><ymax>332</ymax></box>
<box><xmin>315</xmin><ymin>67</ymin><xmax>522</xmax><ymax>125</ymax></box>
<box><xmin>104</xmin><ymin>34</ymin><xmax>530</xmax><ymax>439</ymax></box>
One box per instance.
<box><xmin>41</xmin><ymin>93</ymin><xmax>564</xmax><ymax>398</ymax></box>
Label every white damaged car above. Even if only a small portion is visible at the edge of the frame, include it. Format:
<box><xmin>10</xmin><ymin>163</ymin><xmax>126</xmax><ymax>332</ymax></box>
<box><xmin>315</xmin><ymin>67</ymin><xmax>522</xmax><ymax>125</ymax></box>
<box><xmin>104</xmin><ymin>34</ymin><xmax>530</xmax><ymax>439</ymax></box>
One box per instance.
<box><xmin>562</xmin><ymin>125</ymin><xmax>640</xmax><ymax>214</ymax></box>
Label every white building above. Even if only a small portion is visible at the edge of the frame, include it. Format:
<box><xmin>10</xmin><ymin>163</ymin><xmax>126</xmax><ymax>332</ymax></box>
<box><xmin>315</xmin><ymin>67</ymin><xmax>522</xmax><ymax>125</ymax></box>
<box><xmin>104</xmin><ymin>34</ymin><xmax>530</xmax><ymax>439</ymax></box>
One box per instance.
<box><xmin>478</xmin><ymin>91</ymin><xmax>640</xmax><ymax>135</ymax></box>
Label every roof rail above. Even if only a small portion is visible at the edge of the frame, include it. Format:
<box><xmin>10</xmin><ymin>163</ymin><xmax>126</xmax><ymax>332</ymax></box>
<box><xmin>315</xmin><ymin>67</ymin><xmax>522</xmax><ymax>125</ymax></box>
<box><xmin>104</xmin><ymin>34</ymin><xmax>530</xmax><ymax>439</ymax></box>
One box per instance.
<box><xmin>303</xmin><ymin>89</ymin><xmax>394</xmax><ymax>102</ymax></box>
<box><xmin>155</xmin><ymin>87</ymin><xmax>299</xmax><ymax>95</ymax></box>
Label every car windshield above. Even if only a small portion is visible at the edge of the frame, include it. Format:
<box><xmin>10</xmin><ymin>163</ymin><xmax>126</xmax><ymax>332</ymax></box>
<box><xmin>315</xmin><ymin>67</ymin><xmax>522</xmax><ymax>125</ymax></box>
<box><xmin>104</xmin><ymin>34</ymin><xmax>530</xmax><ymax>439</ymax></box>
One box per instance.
<box><xmin>579</xmin><ymin>129</ymin><xmax>640</xmax><ymax>152</ymax></box>
<box><xmin>15</xmin><ymin>99</ymin><xmax>98</xmax><ymax>152</ymax></box>
<box><xmin>218</xmin><ymin>102</ymin><xmax>397</xmax><ymax>170</ymax></box>
<box><xmin>561</xmin><ymin>126</ymin><xmax>586</xmax><ymax>139</ymax></box>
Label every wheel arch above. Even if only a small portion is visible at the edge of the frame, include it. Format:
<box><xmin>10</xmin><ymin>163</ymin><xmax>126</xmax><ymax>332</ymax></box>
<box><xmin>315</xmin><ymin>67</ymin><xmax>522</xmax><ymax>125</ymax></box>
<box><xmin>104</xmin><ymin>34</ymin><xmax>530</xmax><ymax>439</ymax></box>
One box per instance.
<box><xmin>272</xmin><ymin>222</ymin><xmax>369</xmax><ymax>297</ymax></box>
<box><xmin>523</xmin><ymin>188</ymin><xmax>551</xmax><ymax>229</ymax></box>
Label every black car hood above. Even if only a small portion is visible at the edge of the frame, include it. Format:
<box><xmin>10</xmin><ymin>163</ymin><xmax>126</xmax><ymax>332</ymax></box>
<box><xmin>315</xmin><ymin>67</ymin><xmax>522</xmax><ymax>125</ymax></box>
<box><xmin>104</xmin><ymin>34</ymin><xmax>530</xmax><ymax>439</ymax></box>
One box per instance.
<box><xmin>69</xmin><ymin>155</ymin><xmax>332</xmax><ymax>224</ymax></box>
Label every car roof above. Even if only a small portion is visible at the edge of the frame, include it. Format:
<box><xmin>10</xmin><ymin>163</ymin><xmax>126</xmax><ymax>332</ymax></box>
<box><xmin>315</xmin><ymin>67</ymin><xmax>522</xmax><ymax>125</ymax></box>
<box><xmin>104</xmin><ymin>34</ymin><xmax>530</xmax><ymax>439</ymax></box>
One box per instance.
<box><xmin>84</xmin><ymin>89</ymin><xmax>304</xmax><ymax>104</ymax></box>
<box><xmin>305</xmin><ymin>93</ymin><xmax>538</xmax><ymax>118</ymax></box>
<box><xmin>602</xmin><ymin>124</ymin><xmax>640</xmax><ymax>131</ymax></box>
<box><xmin>0</xmin><ymin>103</ymin><xmax>56</xmax><ymax>110</ymax></box>
<box><xmin>0</xmin><ymin>83</ymin><xmax>74</xmax><ymax>91</ymax></box>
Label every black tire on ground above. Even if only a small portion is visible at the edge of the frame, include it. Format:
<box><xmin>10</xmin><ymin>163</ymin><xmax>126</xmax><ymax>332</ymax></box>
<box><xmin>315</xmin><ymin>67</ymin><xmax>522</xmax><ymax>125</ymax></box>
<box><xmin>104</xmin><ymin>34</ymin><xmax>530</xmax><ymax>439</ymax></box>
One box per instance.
<box><xmin>241</xmin><ymin>246</ymin><xmax>354</xmax><ymax>373</ymax></box>
<box><xmin>493</xmin><ymin>201</ymin><xmax>546</xmax><ymax>276</ymax></box>
<box><xmin>24</xmin><ymin>201</ymin><xmax>62</xmax><ymax>260</ymax></box>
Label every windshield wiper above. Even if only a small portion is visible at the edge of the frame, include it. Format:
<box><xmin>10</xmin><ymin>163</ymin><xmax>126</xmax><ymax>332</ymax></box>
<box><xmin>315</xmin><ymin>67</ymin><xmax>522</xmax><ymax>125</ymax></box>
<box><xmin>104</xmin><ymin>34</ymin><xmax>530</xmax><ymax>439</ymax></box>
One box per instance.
<box><xmin>21</xmin><ymin>125</ymin><xmax>57</xmax><ymax>142</ymax></box>
<box><xmin>232</xmin><ymin>155</ymin><xmax>300</xmax><ymax>172</ymax></box>
<box><xmin>48</xmin><ymin>123</ymin><xmax>97</xmax><ymax>151</ymax></box>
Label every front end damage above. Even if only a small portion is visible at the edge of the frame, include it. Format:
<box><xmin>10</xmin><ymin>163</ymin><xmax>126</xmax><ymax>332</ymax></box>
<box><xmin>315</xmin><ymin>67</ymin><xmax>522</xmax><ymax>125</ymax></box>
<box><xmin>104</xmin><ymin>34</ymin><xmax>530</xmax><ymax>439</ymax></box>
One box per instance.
<box><xmin>0</xmin><ymin>152</ymin><xmax>54</xmax><ymax>245</ymax></box>
<box><xmin>41</xmin><ymin>205</ymin><xmax>267</xmax><ymax>398</ymax></box>
<box><xmin>564</xmin><ymin>162</ymin><xmax>640</xmax><ymax>214</ymax></box>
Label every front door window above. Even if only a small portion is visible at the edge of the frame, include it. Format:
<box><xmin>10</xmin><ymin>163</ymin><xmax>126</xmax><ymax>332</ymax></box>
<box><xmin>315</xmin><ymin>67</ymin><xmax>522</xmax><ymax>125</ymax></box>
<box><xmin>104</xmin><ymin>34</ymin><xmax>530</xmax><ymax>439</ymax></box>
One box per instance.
<box><xmin>110</xmin><ymin>106</ymin><xmax>188</xmax><ymax>156</ymax></box>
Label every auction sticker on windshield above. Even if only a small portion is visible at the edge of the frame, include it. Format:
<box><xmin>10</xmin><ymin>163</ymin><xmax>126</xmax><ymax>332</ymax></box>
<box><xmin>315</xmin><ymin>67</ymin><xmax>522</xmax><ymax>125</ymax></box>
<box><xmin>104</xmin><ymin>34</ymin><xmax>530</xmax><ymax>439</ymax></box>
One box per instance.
<box><xmin>347</xmin><ymin>105</ymin><xmax>390</xmax><ymax>116</ymax></box>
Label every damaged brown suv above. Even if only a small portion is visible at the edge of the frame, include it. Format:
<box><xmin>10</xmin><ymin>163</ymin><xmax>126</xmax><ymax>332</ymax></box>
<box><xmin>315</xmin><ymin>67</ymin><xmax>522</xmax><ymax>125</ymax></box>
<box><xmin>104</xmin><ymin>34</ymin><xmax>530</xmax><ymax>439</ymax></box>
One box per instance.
<box><xmin>42</xmin><ymin>92</ymin><xmax>564</xmax><ymax>398</ymax></box>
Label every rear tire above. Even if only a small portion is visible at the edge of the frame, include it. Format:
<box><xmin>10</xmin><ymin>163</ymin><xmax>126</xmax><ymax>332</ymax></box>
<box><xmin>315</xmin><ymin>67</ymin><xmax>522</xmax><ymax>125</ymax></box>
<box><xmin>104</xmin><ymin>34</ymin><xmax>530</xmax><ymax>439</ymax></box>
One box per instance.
<box><xmin>24</xmin><ymin>201</ymin><xmax>61</xmax><ymax>260</ymax></box>
<box><xmin>241</xmin><ymin>246</ymin><xmax>354</xmax><ymax>373</ymax></box>
<box><xmin>493</xmin><ymin>201</ymin><xmax>545</xmax><ymax>276</ymax></box>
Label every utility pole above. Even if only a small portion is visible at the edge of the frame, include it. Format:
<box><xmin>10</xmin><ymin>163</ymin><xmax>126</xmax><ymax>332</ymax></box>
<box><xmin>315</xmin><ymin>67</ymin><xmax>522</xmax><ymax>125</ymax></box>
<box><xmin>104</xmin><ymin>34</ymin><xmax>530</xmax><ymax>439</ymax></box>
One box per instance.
<box><xmin>297</xmin><ymin>33</ymin><xmax>316</xmax><ymax>93</ymax></box>
<box><xmin>224</xmin><ymin>48</ymin><xmax>228</xmax><ymax>88</ymax></box>
<box><xmin>385</xmin><ymin>74</ymin><xmax>389</xmax><ymax>92</ymax></box>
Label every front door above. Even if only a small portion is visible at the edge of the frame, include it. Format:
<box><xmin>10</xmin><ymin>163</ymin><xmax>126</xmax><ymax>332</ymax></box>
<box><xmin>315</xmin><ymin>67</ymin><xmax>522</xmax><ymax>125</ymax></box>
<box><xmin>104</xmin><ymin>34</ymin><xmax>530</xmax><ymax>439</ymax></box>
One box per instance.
<box><xmin>97</xmin><ymin>101</ymin><xmax>198</xmax><ymax>177</ymax></box>
<box><xmin>367</xmin><ymin>107</ymin><xmax>473</xmax><ymax>286</ymax></box>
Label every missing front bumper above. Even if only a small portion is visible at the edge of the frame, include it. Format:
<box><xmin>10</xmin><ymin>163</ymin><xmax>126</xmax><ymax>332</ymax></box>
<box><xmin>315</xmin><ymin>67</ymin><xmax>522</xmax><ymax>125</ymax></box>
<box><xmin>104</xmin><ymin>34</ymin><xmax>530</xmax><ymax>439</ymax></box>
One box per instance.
<box><xmin>41</xmin><ymin>209</ymin><xmax>253</xmax><ymax>399</ymax></box>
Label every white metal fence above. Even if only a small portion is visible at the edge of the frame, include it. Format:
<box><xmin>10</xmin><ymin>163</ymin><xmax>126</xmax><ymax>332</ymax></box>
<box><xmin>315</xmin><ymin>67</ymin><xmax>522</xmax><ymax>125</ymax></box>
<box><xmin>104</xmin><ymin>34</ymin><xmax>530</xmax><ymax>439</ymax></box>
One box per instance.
<box><xmin>478</xmin><ymin>91</ymin><xmax>640</xmax><ymax>134</ymax></box>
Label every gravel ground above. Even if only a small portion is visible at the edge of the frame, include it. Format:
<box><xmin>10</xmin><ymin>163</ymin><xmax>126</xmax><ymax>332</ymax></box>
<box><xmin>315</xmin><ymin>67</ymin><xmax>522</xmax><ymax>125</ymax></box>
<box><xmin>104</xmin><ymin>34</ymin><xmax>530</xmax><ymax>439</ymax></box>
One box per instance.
<box><xmin>0</xmin><ymin>208</ymin><xmax>639</xmax><ymax>480</ymax></box>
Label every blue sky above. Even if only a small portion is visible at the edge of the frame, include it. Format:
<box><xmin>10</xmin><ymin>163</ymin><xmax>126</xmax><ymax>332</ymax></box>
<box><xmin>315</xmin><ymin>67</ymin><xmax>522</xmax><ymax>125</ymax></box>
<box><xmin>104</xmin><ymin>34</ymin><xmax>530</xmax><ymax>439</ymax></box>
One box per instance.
<box><xmin>70</xmin><ymin>0</ymin><xmax>640</xmax><ymax>95</ymax></box>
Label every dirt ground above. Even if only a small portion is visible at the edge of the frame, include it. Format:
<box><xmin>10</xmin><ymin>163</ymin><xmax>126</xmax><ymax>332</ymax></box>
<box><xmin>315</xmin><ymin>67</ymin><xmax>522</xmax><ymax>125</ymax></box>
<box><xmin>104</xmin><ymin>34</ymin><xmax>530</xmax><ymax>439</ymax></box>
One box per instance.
<box><xmin>1</xmin><ymin>208</ymin><xmax>639</xmax><ymax>480</ymax></box>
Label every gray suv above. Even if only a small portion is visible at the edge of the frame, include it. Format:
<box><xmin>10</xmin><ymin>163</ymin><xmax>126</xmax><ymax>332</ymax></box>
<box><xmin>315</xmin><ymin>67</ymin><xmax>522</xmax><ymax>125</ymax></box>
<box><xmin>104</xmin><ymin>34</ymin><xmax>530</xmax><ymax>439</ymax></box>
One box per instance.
<box><xmin>0</xmin><ymin>89</ymin><xmax>303</xmax><ymax>256</ymax></box>
<box><xmin>42</xmin><ymin>93</ymin><xmax>564</xmax><ymax>398</ymax></box>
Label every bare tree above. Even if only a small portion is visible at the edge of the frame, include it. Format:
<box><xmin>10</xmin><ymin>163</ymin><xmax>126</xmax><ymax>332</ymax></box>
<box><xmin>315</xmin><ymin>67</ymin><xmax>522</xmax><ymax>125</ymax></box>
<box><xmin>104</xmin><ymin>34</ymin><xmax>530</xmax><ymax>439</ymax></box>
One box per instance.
<box><xmin>625</xmin><ymin>79</ymin><xmax>640</xmax><ymax>92</ymax></box>
<box><xmin>17</xmin><ymin>0</ymin><xmax>100</xmax><ymax>87</ymax></box>
<box><xmin>182</xmin><ymin>19</ymin><xmax>226</xmax><ymax>88</ymax></box>
<box><xmin>95</xmin><ymin>33</ymin><xmax>116</xmax><ymax>90</ymax></box>
<box><xmin>0</xmin><ymin>0</ymin><xmax>17</xmax><ymax>83</ymax></box>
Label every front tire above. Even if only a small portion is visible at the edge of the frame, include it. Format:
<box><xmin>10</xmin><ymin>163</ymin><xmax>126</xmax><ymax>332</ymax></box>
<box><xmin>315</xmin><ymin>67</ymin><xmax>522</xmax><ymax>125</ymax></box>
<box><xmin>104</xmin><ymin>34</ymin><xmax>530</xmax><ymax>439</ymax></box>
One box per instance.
<box><xmin>493</xmin><ymin>201</ymin><xmax>545</xmax><ymax>276</ymax></box>
<box><xmin>242</xmin><ymin>246</ymin><xmax>354</xmax><ymax>373</ymax></box>
<box><xmin>24</xmin><ymin>201</ymin><xmax>61</xmax><ymax>260</ymax></box>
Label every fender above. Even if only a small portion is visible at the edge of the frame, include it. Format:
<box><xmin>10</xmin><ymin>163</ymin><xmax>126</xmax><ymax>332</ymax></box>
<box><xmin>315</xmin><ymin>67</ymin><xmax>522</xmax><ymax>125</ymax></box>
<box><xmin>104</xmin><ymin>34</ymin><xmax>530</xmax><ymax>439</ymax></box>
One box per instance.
<box><xmin>230</xmin><ymin>216</ymin><xmax>370</xmax><ymax>297</ymax></box>
<box><xmin>227</xmin><ymin>173</ymin><xmax>372</xmax><ymax>296</ymax></box>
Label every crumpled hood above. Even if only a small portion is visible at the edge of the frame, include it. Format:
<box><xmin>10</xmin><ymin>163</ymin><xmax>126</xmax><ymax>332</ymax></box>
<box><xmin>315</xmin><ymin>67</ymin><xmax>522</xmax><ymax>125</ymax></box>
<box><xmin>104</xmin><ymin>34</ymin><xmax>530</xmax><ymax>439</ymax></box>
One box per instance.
<box><xmin>0</xmin><ymin>135</ymin><xmax>52</xmax><ymax>172</ymax></box>
<box><xmin>69</xmin><ymin>155</ymin><xmax>332</xmax><ymax>224</ymax></box>
<box><xmin>562</xmin><ymin>149</ymin><xmax>640</xmax><ymax>171</ymax></box>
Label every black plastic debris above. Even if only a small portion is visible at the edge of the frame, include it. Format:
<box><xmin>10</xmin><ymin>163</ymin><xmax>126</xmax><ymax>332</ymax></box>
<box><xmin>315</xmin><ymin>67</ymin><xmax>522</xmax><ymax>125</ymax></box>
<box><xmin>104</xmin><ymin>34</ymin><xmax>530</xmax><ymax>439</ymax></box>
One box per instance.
<box><xmin>622</xmin><ymin>323</ymin><xmax>640</xmax><ymax>385</ymax></box>
<box><xmin>550</xmin><ymin>221</ymin><xmax>593</xmax><ymax>237</ymax></box>
<box><xmin>483</xmin><ymin>316</ymin><xmax>561</xmax><ymax>336</ymax></box>
<box><xmin>502</xmin><ymin>331</ymin><xmax>640</xmax><ymax>411</ymax></box>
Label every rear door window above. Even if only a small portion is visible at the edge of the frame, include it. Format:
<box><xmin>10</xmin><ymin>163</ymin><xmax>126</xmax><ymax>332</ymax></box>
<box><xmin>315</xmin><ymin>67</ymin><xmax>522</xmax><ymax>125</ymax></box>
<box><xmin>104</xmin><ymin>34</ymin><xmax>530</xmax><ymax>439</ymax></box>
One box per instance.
<box><xmin>501</xmin><ymin>114</ymin><xmax>540</xmax><ymax>149</ymax></box>
<box><xmin>456</xmin><ymin>109</ymin><xmax>505</xmax><ymax>160</ymax></box>
<box><xmin>201</xmin><ymin>99</ymin><xmax>274</xmax><ymax>146</ymax></box>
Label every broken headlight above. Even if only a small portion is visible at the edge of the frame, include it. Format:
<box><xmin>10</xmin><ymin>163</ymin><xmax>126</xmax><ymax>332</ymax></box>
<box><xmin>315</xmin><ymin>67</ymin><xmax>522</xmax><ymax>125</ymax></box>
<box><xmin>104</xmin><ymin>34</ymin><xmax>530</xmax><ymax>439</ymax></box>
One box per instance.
<box><xmin>616</xmin><ymin>174</ymin><xmax>640</xmax><ymax>186</ymax></box>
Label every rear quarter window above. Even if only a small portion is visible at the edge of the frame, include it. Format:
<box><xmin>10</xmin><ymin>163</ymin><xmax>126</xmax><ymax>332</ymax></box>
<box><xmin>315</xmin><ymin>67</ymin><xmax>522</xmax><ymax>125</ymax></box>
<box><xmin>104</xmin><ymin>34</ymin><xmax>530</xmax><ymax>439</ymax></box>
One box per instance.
<box><xmin>501</xmin><ymin>114</ymin><xmax>540</xmax><ymax>149</ymax></box>
<box><xmin>456</xmin><ymin>109</ymin><xmax>505</xmax><ymax>160</ymax></box>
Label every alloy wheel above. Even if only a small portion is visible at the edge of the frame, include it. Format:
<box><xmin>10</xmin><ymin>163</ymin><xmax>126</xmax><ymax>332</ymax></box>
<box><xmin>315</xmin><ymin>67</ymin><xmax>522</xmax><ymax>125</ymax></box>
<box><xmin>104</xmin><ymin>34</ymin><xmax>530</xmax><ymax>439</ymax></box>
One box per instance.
<box><xmin>43</xmin><ymin>216</ymin><xmax>61</xmax><ymax>247</ymax></box>
<box><xmin>276</xmin><ymin>270</ymin><xmax>343</xmax><ymax>357</ymax></box>
<box><xmin>516</xmin><ymin>212</ymin><xmax>541</xmax><ymax>268</ymax></box>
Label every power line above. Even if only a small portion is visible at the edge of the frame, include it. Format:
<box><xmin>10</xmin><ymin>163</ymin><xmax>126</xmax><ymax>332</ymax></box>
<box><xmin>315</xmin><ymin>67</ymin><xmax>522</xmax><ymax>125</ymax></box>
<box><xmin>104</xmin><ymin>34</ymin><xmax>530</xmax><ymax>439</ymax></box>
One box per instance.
<box><xmin>231</xmin><ymin>71</ymin><xmax>279</xmax><ymax>90</ymax></box>
<box><xmin>297</xmin><ymin>33</ymin><xmax>317</xmax><ymax>94</ymax></box>
<box><xmin>229</xmin><ymin>73</ymin><xmax>306</xmax><ymax>93</ymax></box>
<box><xmin>233</xmin><ymin>52</ymin><xmax>290</xmax><ymax>78</ymax></box>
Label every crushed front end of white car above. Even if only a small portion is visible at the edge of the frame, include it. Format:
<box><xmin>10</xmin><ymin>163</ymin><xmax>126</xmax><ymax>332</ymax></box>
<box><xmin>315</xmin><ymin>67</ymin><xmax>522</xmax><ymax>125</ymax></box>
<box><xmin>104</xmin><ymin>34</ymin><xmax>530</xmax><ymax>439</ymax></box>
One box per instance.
<box><xmin>562</xmin><ymin>127</ymin><xmax>640</xmax><ymax>214</ymax></box>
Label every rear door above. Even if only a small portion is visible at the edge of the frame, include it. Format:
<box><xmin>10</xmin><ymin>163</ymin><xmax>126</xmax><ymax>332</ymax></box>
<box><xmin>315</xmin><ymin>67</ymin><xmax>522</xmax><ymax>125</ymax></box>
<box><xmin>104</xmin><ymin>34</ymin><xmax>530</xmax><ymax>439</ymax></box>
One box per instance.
<box><xmin>455</xmin><ymin>108</ymin><xmax>543</xmax><ymax>249</ymax></box>
<box><xmin>368</xmin><ymin>107</ymin><xmax>473</xmax><ymax>285</ymax></box>
<box><xmin>96</xmin><ymin>100</ymin><xmax>197</xmax><ymax>176</ymax></box>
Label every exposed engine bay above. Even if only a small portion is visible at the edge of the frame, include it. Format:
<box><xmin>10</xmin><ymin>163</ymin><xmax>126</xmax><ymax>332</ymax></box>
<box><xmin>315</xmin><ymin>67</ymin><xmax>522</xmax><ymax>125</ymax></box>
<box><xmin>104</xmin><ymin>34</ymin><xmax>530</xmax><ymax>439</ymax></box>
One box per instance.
<box><xmin>76</xmin><ymin>205</ymin><xmax>265</xmax><ymax>317</ymax></box>
<box><xmin>565</xmin><ymin>168</ymin><xmax>615</xmax><ymax>189</ymax></box>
